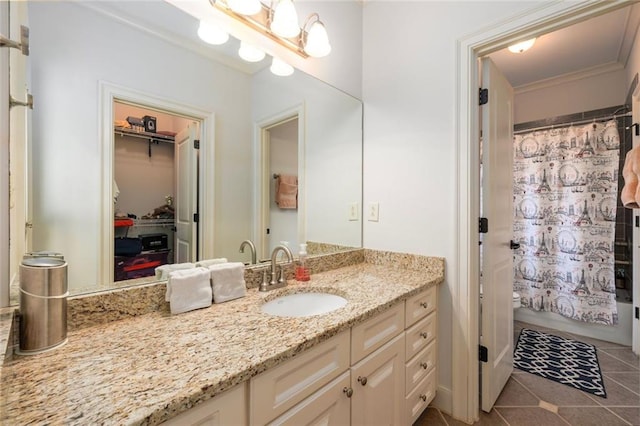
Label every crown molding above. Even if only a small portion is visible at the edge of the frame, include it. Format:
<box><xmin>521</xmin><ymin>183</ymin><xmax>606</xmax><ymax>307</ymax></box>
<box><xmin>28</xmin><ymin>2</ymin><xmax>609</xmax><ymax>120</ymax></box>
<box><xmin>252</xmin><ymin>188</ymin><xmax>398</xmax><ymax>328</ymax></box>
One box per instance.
<box><xmin>514</xmin><ymin>61</ymin><xmax>624</xmax><ymax>94</ymax></box>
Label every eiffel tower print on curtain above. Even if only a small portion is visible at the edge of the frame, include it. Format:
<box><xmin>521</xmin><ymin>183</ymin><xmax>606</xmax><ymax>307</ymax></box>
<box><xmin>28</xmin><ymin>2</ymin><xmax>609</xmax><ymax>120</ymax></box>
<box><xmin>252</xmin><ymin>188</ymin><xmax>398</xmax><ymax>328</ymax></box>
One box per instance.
<box><xmin>513</xmin><ymin>120</ymin><xmax>619</xmax><ymax>325</ymax></box>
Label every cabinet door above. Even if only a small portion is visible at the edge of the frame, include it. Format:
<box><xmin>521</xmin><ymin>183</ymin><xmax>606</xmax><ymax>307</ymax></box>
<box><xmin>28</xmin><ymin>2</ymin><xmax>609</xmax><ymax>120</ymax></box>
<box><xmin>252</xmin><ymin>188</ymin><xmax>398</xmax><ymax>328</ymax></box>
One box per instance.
<box><xmin>162</xmin><ymin>383</ymin><xmax>246</xmax><ymax>426</ymax></box>
<box><xmin>250</xmin><ymin>331</ymin><xmax>350</xmax><ymax>425</ymax></box>
<box><xmin>267</xmin><ymin>371</ymin><xmax>351</xmax><ymax>426</ymax></box>
<box><xmin>350</xmin><ymin>333</ymin><xmax>405</xmax><ymax>426</ymax></box>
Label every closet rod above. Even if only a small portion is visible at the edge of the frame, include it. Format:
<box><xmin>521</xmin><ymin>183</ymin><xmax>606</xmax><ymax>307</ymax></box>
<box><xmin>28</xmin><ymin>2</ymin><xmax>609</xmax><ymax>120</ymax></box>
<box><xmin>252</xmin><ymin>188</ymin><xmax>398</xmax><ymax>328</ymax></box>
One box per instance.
<box><xmin>513</xmin><ymin>111</ymin><xmax>632</xmax><ymax>135</ymax></box>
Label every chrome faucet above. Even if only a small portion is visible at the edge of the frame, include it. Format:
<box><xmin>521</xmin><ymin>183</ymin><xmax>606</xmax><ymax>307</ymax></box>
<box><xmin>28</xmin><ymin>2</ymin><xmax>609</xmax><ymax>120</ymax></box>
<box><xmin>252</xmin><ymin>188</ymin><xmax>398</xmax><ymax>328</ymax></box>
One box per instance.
<box><xmin>260</xmin><ymin>244</ymin><xmax>294</xmax><ymax>291</ymax></box>
<box><xmin>239</xmin><ymin>239</ymin><xmax>257</xmax><ymax>265</ymax></box>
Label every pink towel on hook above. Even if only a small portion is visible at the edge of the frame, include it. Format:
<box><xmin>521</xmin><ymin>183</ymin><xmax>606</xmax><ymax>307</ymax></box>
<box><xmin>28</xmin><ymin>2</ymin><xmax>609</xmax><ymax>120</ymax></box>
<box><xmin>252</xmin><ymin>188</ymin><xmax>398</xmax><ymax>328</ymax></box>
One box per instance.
<box><xmin>276</xmin><ymin>174</ymin><xmax>298</xmax><ymax>209</ymax></box>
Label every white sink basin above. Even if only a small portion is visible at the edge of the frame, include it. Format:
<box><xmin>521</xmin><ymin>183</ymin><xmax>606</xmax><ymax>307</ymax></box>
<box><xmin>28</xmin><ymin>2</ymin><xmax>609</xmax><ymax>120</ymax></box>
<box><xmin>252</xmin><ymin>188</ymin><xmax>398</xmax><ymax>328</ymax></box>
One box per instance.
<box><xmin>261</xmin><ymin>292</ymin><xmax>347</xmax><ymax>318</ymax></box>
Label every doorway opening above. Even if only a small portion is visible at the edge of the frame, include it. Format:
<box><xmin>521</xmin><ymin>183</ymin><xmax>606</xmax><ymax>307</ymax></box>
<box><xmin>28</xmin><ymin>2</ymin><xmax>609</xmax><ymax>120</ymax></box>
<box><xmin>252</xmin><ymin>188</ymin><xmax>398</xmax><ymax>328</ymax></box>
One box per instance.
<box><xmin>99</xmin><ymin>82</ymin><xmax>216</xmax><ymax>289</ymax></box>
<box><xmin>454</xmin><ymin>2</ymin><xmax>635</xmax><ymax>423</ymax></box>
<box><xmin>112</xmin><ymin>101</ymin><xmax>197</xmax><ymax>283</ymax></box>
<box><xmin>254</xmin><ymin>104</ymin><xmax>305</xmax><ymax>262</ymax></box>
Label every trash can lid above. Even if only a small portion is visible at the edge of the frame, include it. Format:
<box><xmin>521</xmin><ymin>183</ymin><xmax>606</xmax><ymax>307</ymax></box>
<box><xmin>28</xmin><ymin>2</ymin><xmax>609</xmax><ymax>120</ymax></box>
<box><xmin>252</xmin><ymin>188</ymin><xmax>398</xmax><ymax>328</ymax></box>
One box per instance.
<box><xmin>23</xmin><ymin>251</ymin><xmax>64</xmax><ymax>260</ymax></box>
<box><xmin>21</xmin><ymin>257</ymin><xmax>66</xmax><ymax>268</ymax></box>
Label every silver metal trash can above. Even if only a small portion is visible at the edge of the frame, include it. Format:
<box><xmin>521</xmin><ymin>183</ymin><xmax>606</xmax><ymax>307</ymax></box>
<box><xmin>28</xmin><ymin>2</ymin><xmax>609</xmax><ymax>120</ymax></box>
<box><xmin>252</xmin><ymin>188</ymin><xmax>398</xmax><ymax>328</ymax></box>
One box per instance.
<box><xmin>18</xmin><ymin>254</ymin><xmax>68</xmax><ymax>354</ymax></box>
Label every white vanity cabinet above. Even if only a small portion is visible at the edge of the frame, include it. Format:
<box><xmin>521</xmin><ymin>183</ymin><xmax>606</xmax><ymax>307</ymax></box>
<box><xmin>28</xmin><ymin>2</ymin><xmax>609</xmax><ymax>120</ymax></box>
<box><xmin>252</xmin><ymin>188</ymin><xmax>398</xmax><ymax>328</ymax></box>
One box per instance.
<box><xmin>349</xmin><ymin>303</ymin><xmax>405</xmax><ymax>425</ymax></box>
<box><xmin>162</xmin><ymin>383</ymin><xmax>247</xmax><ymax>426</ymax></box>
<box><xmin>403</xmin><ymin>287</ymin><xmax>438</xmax><ymax>424</ymax></box>
<box><xmin>190</xmin><ymin>286</ymin><xmax>439</xmax><ymax>426</ymax></box>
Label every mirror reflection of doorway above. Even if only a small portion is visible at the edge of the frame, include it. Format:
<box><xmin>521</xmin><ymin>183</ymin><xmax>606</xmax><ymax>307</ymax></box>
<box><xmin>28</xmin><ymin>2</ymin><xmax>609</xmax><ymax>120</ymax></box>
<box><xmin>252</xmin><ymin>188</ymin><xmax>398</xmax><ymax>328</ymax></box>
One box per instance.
<box><xmin>261</xmin><ymin>116</ymin><xmax>299</xmax><ymax>259</ymax></box>
<box><xmin>112</xmin><ymin>101</ymin><xmax>199</xmax><ymax>283</ymax></box>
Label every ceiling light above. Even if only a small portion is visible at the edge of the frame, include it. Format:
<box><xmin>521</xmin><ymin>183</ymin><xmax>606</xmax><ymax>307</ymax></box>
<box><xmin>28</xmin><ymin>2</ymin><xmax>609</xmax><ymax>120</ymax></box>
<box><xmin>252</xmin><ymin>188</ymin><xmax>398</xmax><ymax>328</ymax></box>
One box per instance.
<box><xmin>227</xmin><ymin>0</ymin><xmax>262</xmax><ymax>16</ymax></box>
<box><xmin>238</xmin><ymin>41</ymin><xmax>265</xmax><ymax>62</ymax></box>
<box><xmin>197</xmin><ymin>20</ymin><xmax>230</xmax><ymax>45</ymax></box>
<box><xmin>508</xmin><ymin>38</ymin><xmax>536</xmax><ymax>54</ymax></box>
<box><xmin>270</xmin><ymin>57</ymin><xmax>294</xmax><ymax>76</ymax></box>
<box><xmin>270</xmin><ymin>0</ymin><xmax>300</xmax><ymax>38</ymax></box>
<box><xmin>302</xmin><ymin>14</ymin><xmax>331</xmax><ymax>58</ymax></box>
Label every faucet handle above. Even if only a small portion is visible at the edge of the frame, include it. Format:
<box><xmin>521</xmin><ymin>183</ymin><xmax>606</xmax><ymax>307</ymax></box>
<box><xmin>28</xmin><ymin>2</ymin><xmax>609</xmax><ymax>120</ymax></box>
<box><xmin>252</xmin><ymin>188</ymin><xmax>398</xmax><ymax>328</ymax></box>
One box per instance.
<box><xmin>260</xmin><ymin>269</ymin><xmax>270</xmax><ymax>292</ymax></box>
<box><xmin>277</xmin><ymin>265</ymin><xmax>286</xmax><ymax>284</ymax></box>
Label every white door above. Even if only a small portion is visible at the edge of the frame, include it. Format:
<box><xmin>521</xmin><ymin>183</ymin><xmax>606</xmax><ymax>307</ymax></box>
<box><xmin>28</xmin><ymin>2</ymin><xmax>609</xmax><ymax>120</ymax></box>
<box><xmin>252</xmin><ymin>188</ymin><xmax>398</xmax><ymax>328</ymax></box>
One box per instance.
<box><xmin>480</xmin><ymin>57</ymin><xmax>515</xmax><ymax>412</ymax></box>
<box><xmin>8</xmin><ymin>0</ymin><xmax>32</xmax><ymax>294</ymax></box>
<box><xmin>174</xmin><ymin>122</ymin><xmax>199</xmax><ymax>263</ymax></box>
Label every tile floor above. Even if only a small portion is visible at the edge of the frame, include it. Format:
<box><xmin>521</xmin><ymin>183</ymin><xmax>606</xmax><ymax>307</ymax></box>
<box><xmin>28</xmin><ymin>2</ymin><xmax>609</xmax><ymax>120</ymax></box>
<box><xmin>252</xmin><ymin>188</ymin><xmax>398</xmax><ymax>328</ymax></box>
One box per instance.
<box><xmin>414</xmin><ymin>321</ymin><xmax>640</xmax><ymax>426</ymax></box>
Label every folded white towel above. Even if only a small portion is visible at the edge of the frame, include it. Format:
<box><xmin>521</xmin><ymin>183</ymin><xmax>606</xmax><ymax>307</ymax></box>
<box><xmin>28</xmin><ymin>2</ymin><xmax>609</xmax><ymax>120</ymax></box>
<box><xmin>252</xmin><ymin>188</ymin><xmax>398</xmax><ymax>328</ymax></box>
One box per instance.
<box><xmin>156</xmin><ymin>263</ymin><xmax>196</xmax><ymax>301</ymax></box>
<box><xmin>167</xmin><ymin>267</ymin><xmax>212</xmax><ymax>315</ymax></box>
<box><xmin>195</xmin><ymin>258</ymin><xmax>228</xmax><ymax>268</ymax></box>
<box><xmin>156</xmin><ymin>262</ymin><xmax>195</xmax><ymax>281</ymax></box>
<box><xmin>209</xmin><ymin>262</ymin><xmax>246</xmax><ymax>303</ymax></box>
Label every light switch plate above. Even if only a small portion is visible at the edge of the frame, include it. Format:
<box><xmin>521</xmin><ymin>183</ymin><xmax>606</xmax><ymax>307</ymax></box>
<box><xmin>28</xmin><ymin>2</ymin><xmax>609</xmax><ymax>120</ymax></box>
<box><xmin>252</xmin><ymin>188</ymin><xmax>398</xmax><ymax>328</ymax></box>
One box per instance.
<box><xmin>348</xmin><ymin>202</ymin><xmax>359</xmax><ymax>221</ymax></box>
<box><xmin>368</xmin><ymin>202</ymin><xmax>379</xmax><ymax>222</ymax></box>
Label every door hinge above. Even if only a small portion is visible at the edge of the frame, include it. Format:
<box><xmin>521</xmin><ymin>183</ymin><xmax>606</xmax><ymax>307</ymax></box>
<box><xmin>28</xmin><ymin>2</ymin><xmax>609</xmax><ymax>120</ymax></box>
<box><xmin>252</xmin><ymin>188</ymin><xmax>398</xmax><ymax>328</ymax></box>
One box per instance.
<box><xmin>479</xmin><ymin>88</ymin><xmax>488</xmax><ymax>105</ymax></box>
<box><xmin>636</xmin><ymin>216</ymin><xmax>639</xmax><ymax>228</ymax></box>
<box><xmin>193</xmin><ymin>213</ymin><xmax>199</xmax><ymax>223</ymax></box>
<box><xmin>635</xmin><ymin>306</ymin><xmax>639</xmax><ymax>320</ymax></box>
<box><xmin>479</xmin><ymin>217</ymin><xmax>489</xmax><ymax>233</ymax></box>
<box><xmin>194</xmin><ymin>139</ymin><xmax>200</xmax><ymax>149</ymax></box>
<box><xmin>266</xmin><ymin>228</ymin><xmax>270</xmax><ymax>235</ymax></box>
<box><xmin>479</xmin><ymin>345</ymin><xmax>488</xmax><ymax>363</ymax></box>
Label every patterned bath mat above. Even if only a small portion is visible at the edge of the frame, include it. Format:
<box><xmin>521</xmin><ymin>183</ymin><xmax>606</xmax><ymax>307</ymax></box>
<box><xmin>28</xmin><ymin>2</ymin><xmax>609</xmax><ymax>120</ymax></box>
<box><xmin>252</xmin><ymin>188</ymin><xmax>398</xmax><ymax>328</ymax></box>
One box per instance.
<box><xmin>514</xmin><ymin>328</ymin><xmax>606</xmax><ymax>398</ymax></box>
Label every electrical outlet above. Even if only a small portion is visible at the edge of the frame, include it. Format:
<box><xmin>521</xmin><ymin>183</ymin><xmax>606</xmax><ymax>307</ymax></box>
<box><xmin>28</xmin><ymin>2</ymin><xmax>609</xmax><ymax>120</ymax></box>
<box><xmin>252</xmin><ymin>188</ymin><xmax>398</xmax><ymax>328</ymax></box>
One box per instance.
<box><xmin>348</xmin><ymin>202</ymin><xmax>359</xmax><ymax>221</ymax></box>
<box><xmin>368</xmin><ymin>202</ymin><xmax>379</xmax><ymax>222</ymax></box>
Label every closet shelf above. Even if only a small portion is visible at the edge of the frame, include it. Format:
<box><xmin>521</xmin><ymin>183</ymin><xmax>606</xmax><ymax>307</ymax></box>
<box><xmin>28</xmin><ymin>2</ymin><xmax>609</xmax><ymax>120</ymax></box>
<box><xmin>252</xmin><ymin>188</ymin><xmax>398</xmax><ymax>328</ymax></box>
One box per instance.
<box><xmin>114</xmin><ymin>126</ymin><xmax>175</xmax><ymax>143</ymax></box>
<box><xmin>115</xmin><ymin>126</ymin><xmax>175</xmax><ymax>157</ymax></box>
<box><xmin>133</xmin><ymin>218</ymin><xmax>174</xmax><ymax>227</ymax></box>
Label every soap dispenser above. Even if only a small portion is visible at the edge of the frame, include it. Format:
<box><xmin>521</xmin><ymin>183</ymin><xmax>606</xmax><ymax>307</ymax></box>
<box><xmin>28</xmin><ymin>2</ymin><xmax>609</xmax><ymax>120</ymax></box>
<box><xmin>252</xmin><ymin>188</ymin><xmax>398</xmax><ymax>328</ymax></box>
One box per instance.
<box><xmin>295</xmin><ymin>243</ymin><xmax>310</xmax><ymax>281</ymax></box>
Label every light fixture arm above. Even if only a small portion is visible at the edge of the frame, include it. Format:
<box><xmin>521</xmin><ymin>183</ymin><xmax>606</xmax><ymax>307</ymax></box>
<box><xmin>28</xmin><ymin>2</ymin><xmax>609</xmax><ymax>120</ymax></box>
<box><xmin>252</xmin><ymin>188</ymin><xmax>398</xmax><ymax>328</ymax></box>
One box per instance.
<box><xmin>301</xmin><ymin>13</ymin><xmax>321</xmax><ymax>47</ymax></box>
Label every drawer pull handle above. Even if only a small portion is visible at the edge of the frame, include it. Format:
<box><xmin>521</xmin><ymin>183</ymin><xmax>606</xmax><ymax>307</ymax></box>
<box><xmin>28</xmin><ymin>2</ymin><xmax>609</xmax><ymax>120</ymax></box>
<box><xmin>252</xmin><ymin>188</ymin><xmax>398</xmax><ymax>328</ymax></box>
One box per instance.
<box><xmin>357</xmin><ymin>376</ymin><xmax>368</xmax><ymax>386</ymax></box>
<box><xmin>420</xmin><ymin>332</ymin><xmax>429</xmax><ymax>339</ymax></box>
<box><xmin>420</xmin><ymin>362</ymin><xmax>430</xmax><ymax>369</ymax></box>
<box><xmin>419</xmin><ymin>393</ymin><xmax>429</xmax><ymax>402</ymax></box>
<box><xmin>420</xmin><ymin>302</ymin><xmax>429</xmax><ymax>309</ymax></box>
<box><xmin>343</xmin><ymin>387</ymin><xmax>353</xmax><ymax>398</ymax></box>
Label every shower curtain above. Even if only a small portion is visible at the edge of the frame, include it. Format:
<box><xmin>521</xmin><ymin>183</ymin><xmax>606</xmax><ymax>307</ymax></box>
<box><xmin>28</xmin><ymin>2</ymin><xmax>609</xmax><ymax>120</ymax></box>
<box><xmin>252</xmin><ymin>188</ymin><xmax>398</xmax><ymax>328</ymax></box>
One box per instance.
<box><xmin>513</xmin><ymin>120</ymin><xmax>620</xmax><ymax>325</ymax></box>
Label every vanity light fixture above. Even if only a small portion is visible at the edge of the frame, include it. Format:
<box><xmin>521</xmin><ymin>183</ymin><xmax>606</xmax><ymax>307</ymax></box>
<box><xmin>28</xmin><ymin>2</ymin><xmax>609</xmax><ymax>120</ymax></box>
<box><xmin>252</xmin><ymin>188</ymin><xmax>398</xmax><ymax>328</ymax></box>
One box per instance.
<box><xmin>302</xmin><ymin>14</ymin><xmax>331</xmax><ymax>58</ymax></box>
<box><xmin>197</xmin><ymin>20</ymin><xmax>230</xmax><ymax>45</ymax></box>
<box><xmin>238</xmin><ymin>40</ymin><xmax>265</xmax><ymax>62</ymax></box>
<box><xmin>270</xmin><ymin>0</ymin><xmax>300</xmax><ymax>38</ymax></box>
<box><xmin>227</xmin><ymin>0</ymin><xmax>262</xmax><ymax>16</ymax></box>
<box><xmin>270</xmin><ymin>57</ymin><xmax>294</xmax><ymax>76</ymax></box>
<box><xmin>508</xmin><ymin>38</ymin><xmax>536</xmax><ymax>54</ymax></box>
<box><xmin>206</xmin><ymin>0</ymin><xmax>331</xmax><ymax>59</ymax></box>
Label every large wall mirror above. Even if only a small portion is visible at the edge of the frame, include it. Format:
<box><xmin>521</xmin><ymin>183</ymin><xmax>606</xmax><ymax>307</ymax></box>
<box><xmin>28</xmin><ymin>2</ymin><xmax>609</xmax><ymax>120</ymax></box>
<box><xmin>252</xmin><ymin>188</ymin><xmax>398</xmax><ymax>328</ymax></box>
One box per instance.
<box><xmin>7</xmin><ymin>1</ymin><xmax>362</xmax><ymax>304</ymax></box>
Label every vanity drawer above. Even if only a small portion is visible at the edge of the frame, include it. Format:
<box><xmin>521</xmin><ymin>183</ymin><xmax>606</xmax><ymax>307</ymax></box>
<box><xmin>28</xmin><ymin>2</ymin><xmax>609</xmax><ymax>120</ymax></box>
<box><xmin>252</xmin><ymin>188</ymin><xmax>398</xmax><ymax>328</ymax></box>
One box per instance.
<box><xmin>405</xmin><ymin>312</ymin><xmax>436</xmax><ymax>361</ymax></box>
<box><xmin>351</xmin><ymin>303</ymin><xmax>404</xmax><ymax>363</ymax></box>
<box><xmin>250</xmin><ymin>331</ymin><xmax>350</xmax><ymax>426</ymax></box>
<box><xmin>405</xmin><ymin>340</ymin><xmax>436</xmax><ymax>395</ymax></box>
<box><xmin>405</xmin><ymin>286</ymin><xmax>436</xmax><ymax>327</ymax></box>
<box><xmin>405</xmin><ymin>368</ymin><xmax>436</xmax><ymax>425</ymax></box>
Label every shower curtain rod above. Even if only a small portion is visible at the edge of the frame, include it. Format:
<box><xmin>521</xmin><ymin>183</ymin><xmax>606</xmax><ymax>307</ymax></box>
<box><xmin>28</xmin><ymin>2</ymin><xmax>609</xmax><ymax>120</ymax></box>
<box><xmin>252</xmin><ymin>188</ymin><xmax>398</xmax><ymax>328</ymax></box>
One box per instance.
<box><xmin>513</xmin><ymin>111</ymin><xmax>632</xmax><ymax>135</ymax></box>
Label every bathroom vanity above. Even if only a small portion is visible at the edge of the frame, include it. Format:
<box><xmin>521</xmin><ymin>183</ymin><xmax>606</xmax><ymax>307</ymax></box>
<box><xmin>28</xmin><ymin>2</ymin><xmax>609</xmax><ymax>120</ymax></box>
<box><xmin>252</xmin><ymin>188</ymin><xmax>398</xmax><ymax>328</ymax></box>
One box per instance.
<box><xmin>0</xmin><ymin>250</ymin><xmax>444</xmax><ymax>425</ymax></box>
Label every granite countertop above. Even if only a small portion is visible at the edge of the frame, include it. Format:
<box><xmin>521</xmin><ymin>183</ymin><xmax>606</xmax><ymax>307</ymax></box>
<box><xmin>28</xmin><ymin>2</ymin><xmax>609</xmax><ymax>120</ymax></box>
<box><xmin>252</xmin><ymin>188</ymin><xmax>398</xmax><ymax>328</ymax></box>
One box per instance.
<box><xmin>0</xmin><ymin>258</ymin><xmax>444</xmax><ymax>425</ymax></box>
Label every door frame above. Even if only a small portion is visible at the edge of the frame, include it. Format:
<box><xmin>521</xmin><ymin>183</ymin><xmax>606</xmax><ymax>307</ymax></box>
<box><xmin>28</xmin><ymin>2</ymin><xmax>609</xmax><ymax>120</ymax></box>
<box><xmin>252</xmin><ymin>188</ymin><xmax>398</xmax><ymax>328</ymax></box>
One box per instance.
<box><xmin>633</xmin><ymin>87</ymin><xmax>640</xmax><ymax>356</ymax></box>
<box><xmin>453</xmin><ymin>1</ymin><xmax>631</xmax><ymax>422</ymax></box>
<box><xmin>98</xmin><ymin>81</ymin><xmax>215</xmax><ymax>286</ymax></box>
<box><xmin>253</xmin><ymin>104</ymin><xmax>305</xmax><ymax>261</ymax></box>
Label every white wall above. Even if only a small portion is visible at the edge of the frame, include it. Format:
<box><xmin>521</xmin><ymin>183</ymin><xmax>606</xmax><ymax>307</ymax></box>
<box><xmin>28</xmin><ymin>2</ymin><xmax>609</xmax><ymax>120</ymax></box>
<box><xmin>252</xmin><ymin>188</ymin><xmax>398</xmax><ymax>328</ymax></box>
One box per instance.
<box><xmin>514</xmin><ymin>69</ymin><xmax>627</xmax><ymax>123</ymax></box>
<box><xmin>28</xmin><ymin>2</ymin><xmax>253</xmax><ymax>291</ymax></box>
<box><xmin>362</xmin><ymin>0</ymin><xmax>545</xmax><ymax>412</ymax></box>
